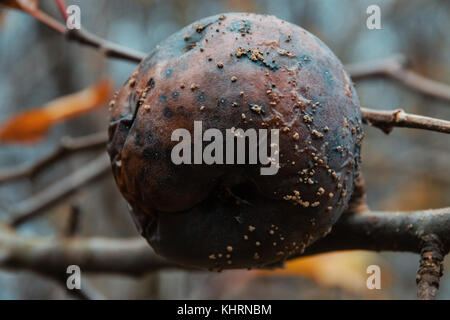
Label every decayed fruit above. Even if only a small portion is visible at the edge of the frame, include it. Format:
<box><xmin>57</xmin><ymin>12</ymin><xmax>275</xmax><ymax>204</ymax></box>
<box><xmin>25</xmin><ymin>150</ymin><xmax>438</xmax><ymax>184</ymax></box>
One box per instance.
<box><xmin>107</xmin><ymin>13</ymin><xmax>363</xmax><ymax>270</ymax></box>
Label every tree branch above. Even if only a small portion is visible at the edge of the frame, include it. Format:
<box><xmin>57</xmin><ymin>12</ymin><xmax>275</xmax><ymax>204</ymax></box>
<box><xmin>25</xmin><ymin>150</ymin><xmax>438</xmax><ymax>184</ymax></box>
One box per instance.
<box><xmin>21</xmin><ymin>1</ymin><xmax>145</xmax><ymax>63</ymax></box>
<box><xmin>64</xmin><ymin>28</ymin><xmax>146</xmax><ymax>63</ymax></box>
<box><xmin>19</xmin><ymin>1</ymin><xmax>66</xmax><ymax>34</ymax></box>
<box><xmin>361</xmin><ymin>107</ymin><xmax>450</xmax><ymax>134</ymax></box>
<box><xmin>1</xmin><ymin>205</ymin><xmax>448</xmax><ymax>280</ymax></box>
<box><xmin>0</xmin><ymin>132</ymin><xmax>107</xmax><ymax>184</ymax></box>
<box><xmin>57</xmin><ymin>0</ymin><xmax>146</xmax><ymax>62</ymax></box>
<box><xmin>8</xmin><ymin>153</ymin><xmax>110</xmax><ymax>227</ymax></box>
<box><xmin>347</xmin><ymin>55</ymin><xmax>450</xmax><ymax>102</ymax></box>
<box><xmin>304</xmin><ymin>207</ymin><xmax>450</xmax><ymax>256</ymax></box>
<box><xmin>304</xmin><ymin>205</ymin><xmax>450</xmax><ymax>299</ymax></box>
<box><xmin>0</xmin><ymin>109</ymin><xmax>445</xmax><ymax>190</ymax></box>
<box><xmin>0</xmin><ymin>226</ymin><xmax>181</xmax><ymax>277</ymax></box>
<box><xmin>416</xmin><ymin>234</ymin><xmax>444</xmax><ymax>300</ymax></box>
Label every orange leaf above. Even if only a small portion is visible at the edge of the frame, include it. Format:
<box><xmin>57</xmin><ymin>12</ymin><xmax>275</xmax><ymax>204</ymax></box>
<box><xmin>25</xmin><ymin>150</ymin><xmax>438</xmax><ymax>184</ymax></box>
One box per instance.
<box><xmin>0</xmin><ymin>79</ymin><xmax>113</xmax><ymax>143</ymax></box>
<box><xmin>257</xmin><ymin>251</ymin><xmax>391</xmax><ymax>294</ymax></box>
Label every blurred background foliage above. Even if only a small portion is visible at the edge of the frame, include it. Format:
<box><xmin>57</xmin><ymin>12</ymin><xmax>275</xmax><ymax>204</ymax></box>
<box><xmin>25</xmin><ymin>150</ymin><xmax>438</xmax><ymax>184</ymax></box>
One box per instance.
<box><xmin>0</xmin><ymin>0</ymin><xmax>449</xmax><ymax>299</ymax></box>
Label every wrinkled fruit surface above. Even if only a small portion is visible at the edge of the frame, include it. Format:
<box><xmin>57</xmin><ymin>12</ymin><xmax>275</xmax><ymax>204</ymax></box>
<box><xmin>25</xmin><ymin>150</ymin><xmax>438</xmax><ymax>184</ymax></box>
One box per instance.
<box><xmin>107</xmin><ymin>13</ymin><xmax>363</xmax><ymax>270</ymax></box>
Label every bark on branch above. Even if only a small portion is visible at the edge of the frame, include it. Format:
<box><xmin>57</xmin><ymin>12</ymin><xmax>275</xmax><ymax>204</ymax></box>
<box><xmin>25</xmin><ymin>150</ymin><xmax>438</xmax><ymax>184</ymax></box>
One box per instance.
<box><xmin>361</xmin><ymin>107</ymin><xmax>450</xmax><ymax>134</ymax></box>
<box><xmin>416</xmin><ymin>234</ymin><xmax>444</xmax><ymax>300</ymax></box>
<box><xmin>65</xmin><ymin>29</ymin><xmax>146</xmax><ymax>63</ymax></box>
<box><xmin>304</xmin><ymin>207</ymin><xmax>450</xmax><ymax>256</ymax></box>
<box><xmin>0</xmin><ymin>226</ymin><xmax>180</xmax><ymax>277</ymax></box>
<box><xmin>1</xmin><ymin>206</ymin><xmax>448</xmax><ymax>276</ymax></box>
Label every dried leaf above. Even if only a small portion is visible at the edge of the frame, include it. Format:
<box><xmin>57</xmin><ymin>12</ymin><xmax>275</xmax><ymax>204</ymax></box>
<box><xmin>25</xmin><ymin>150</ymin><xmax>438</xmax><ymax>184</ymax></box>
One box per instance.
<box><xmin>257</xmin><ymin>251</ymin><xmax>390</xmax><ymax>294</ymax></box>
<box><xmin>0</xmin><ymin>79</ymin><xmax>113</xmax><ymax>143</ymax></box>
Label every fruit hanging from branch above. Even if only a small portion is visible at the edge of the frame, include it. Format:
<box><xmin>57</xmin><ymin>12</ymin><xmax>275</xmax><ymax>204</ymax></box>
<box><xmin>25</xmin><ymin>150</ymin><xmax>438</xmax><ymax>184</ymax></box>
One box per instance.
<box><xmin>107</xmin><ymin>13</ymin><xmax>363</xmax><ymax>270</ymax></box>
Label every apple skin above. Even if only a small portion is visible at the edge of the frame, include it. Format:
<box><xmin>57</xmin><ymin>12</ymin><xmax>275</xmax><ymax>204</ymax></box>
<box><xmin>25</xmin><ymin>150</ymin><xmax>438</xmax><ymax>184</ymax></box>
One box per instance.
<box><xmin>107</xmin><ymin>13</ymin><xmax>363</xmax><ymax>270</ymax></box>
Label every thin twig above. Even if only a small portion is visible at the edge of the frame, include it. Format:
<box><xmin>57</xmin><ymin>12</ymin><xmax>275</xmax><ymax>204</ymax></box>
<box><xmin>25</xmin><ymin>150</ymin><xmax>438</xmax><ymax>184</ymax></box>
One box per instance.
<box><xmin>55</xmin><ymin>0</ymin><xmax>69</xmax><ymax>21</ymax></box>
<box><xmin>0</xmin><ymin>132</ymin><xmax>107</xmax><ymax>184</ymax></box>
<box><xmin>57</xmin><ymin>0</ymin><xmax>145</xmax><ymax>62</ymax></box>
<box><xmin>361</xmin><ymin>107</ymin><xmax>450</xmax><ymax>134</ymax></box>
<box><xmin>19</xmin><ymin>2</ymin><xmax>65</xmax><ymax>34</ymax></box>
<box><xmin>347</xmin><ymin>55</ymin><xmax>450</xmax><ymax>102</ymax></box>
<box><xmin>65</xmin><ymin>29</ymin><xmax>146</xmax><ymax>63</ymax></box>
<box><xmin>21</xmin><ymin>1</ymin><xmax>145</xmax><ymax>63</ymax></box>
<box><xmin>9</xmin><ymin>153</ymin><xmax>110</xmax><ymax>227</ymax></box>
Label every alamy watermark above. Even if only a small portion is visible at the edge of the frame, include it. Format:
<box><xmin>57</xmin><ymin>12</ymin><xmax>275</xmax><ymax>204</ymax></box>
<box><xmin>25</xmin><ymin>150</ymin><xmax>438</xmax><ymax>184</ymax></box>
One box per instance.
<box><xmin>366</xmin><ymin>5</ymin><xmax>382</xmax><ymax>30</ymax></box>
<box><xmin>171</xmin><ymin>121</ymin><xmax>280</xmax><ymax>175</ymax></box>
<box><xmin>366</xmin><ymin>264</ymin><xmax>381</xmax><ymax>290</ymax></box>
<box><xmin>66</xmin><ymin>265</ymin><xmax>81</xmax><ymax>290</ymax></box>
<box><xmin>66</xmin><ymin>5</ymin><xmax>81</xmax><ymax>30</ymax></box>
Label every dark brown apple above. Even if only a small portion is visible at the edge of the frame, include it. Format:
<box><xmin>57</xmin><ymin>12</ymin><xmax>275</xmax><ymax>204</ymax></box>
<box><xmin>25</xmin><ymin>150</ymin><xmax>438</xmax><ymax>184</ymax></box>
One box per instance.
<box><xmin>107</xmin><ymin>13</ymin><xmax>363</xmax><ymax>270</ymax></box>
